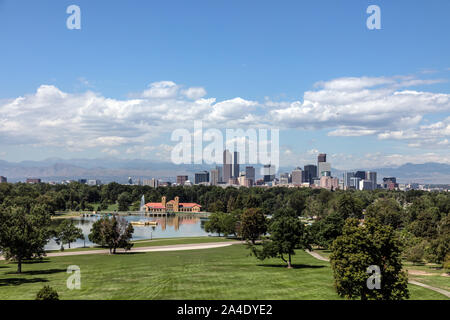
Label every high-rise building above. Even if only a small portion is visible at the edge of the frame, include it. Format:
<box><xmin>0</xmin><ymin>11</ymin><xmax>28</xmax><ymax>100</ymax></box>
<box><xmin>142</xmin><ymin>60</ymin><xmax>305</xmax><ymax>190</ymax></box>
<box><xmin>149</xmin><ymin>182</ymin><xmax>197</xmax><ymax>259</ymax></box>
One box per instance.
<box><xmin>320</xmin><ymin>176</ymin><xmax>339</xmax><ymax>190</ymax></box>
<box><xmin>303</xmin><ymin>165</ymin><xmax>317</xmax><ymax>184</ymax></box>
<box><xmin>350</xmin><ymin>177</ymin><xmax>361</xmax><ymax>189</ymax></box>
<box><xmin>343</xmin><ymin>172</ymin><xmax>355</xmax><ymax>189</ymax></box>
<box><xmin>359</xmin><ymin>179</ymin><xmax>373</xmax><ymax>191</ymax></box>
<box><xmin>291</xmin><ymin>168</ymin><xmax>303</xmax><ymax>185</ymax></box>
<box><xmin>143</xmin><ymin>178</ymin><xmax>158</xmax><ymax>188</ymax></box>
<box><xmin>223</xmin><ymin>150</ymin><xmax>232</xmax><ymax>184</ymax></box>
<box><xmin>245</xmin><ymin>166</ymin><xmax>255</xmax><ymax>186</ymax></box>
<box><xmin>318</xmin><ymin>162</ymin><xmax>331</xmax><ymax>177</ymax></box>
<box><xmin>0</xmin><ymin>176</ymin><xmax>7</xmax><ymax>183</ymax></box>
<box><xmin>355</xmin><ymin>171</ymin><xmax>366</xmax><ymax>180</ymax></box>
<box><xmin>263</xmin><ymin>164</ymin><xmax>276</xmax><ymax>183</ymax></box>
<box><xmin>280</xmin><ymin>172</ymin><xmax>290</xmax><ymax>185</ymax></box>
<box><xmin>177</xmin><ymin>175</ymin><xmax>188</xmax><ymax>185</ymax></box>
<box><xmin>317</xmin><ymin>153</ymin><xmax>327</xmax><ymax>163</ymax></box>
<box><xmin>383</xmin><ymin>177</ymin><xmax>398</xmax><ymax>190</ymax></box>
<box><xmin>210</xmin><ymin>168</ymin><xmax>220</xmax><ymax>185</ymax></box>
<box><xmin>232</xmin><ymin>151</ymin><xmax>240</xmax><ymax>178</ymax></box>
<box><xmin>317</xmin><ymin>153</ymin><xmax>331</xmax><ymax>177</ymax></box>
<box><xmin>194</xmin><ymin>171</ymin><xmax>209</xmax><ymax>184</ymax></box>
<box><xmin>128</xmin><ymin>177</ymin><xmax>133</xmax><ymax>185</ymax></box>
<box><xmin>366</xmin><ymin>171</ymin><xmax>377</xmax><ymax>190</ymax></box>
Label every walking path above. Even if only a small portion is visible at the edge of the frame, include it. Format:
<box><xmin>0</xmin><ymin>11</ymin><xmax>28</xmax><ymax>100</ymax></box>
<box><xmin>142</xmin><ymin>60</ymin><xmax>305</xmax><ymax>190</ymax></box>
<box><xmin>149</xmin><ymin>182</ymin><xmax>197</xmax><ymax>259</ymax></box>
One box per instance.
<box><xmin>304</xmin><ymin>249</ymin><xmax>450</xmax><ymax>299</ymax></box>
<box><xmin>0</xmin><ymin>241</ymin><xmax>242</xmax><ymax>260</ymax></box>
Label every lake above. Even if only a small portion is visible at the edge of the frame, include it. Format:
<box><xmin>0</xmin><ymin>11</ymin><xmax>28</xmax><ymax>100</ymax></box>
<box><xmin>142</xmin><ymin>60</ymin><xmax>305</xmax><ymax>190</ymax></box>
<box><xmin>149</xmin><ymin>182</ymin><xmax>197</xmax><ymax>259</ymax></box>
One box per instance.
<box><xmin>46</xmin><ymin>214</ymin><xmax>211</xmax><ymax>250</ymax></box>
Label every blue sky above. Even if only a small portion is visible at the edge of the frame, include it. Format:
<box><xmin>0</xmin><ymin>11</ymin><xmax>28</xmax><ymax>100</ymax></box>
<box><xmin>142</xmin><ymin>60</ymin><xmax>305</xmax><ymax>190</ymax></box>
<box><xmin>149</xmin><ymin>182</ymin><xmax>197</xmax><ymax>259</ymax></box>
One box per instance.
<box><xmin>0</xmin><ymin>0</ymin><xmax>449</xmax><ymax>169</ymax></box>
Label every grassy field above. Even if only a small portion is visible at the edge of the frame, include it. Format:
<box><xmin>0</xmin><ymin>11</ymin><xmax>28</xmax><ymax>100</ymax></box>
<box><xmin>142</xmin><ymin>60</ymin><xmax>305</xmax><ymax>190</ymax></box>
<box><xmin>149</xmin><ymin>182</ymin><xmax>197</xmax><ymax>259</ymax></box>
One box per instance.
<box><xmin>0</xmin><ymin>244</ymin><xmax>448</xmax><ymax>300</ymax></box>
<box><xmin>404</xmin><ymin>261</ymin><xmax>450</xmax><ymax>292</ymax></box>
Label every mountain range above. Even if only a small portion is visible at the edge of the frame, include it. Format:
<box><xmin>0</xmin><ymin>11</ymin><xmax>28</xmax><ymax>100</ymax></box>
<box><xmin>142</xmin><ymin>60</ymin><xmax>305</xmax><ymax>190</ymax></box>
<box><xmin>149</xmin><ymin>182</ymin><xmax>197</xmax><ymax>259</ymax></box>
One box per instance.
<box><xmin>0</xmin><ymin>158</ymin><xmax>449</xmax><ymax>184</ymax></box>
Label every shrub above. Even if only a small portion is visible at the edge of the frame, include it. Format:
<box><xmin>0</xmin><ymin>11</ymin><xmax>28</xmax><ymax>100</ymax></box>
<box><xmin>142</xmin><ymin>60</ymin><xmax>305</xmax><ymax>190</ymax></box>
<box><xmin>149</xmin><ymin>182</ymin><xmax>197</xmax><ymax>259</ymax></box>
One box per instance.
<box><xmin>35</xmin><ymin>285</ymin><xmax>59</xmax><ymax>300</ymax></box>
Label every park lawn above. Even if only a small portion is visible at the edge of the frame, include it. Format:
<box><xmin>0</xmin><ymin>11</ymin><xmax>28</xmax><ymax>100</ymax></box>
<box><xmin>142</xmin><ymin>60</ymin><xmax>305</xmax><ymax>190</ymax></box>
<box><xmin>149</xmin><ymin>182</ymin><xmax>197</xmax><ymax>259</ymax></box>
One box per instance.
<box><xmin>404</xmin><ymin>261</ymin><xmax>450</xmax><ymax>292</ymax></box>
<box><xmin>314</xmin><ymin>248</ymin><xmax>332</xmax><ymax>259</ymax></box>
<box><xmin>0</xmin><ymin>245</ymin><xmax>447</xmax><ymax>300</ymax></box>
<box><xmin>46</xmin><ymin>236</ymin><xmax>234</xmax><ymax>253</ymax></box>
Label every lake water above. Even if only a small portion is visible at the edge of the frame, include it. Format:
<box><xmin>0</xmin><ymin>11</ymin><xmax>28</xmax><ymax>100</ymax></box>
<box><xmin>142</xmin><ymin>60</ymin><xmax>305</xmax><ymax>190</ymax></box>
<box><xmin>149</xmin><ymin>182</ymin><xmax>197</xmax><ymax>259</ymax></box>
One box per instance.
<box><xmin>46</xmin><ymin>214</ymin><xmax>211</xmax><ymax>250</ymax></box>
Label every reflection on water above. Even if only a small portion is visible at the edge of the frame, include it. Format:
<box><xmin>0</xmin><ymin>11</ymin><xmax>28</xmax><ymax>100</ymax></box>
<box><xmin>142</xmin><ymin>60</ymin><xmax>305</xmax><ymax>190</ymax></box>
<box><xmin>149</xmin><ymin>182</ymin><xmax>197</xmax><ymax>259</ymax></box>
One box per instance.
<box><xmin>46</xmin><ymin>214</ymin><xmax>210</xmax><ymax>250</ymax></box>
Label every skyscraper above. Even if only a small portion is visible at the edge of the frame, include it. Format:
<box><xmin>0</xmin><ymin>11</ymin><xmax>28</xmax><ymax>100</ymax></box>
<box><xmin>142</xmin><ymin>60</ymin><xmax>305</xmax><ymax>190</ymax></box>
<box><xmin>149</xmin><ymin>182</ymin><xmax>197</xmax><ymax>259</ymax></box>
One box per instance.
<box><xmin>355</xmin><ymin>171</ymin><xmax>366</xmax><ymax>180</ymax></box>
<box><xmin>177</xmin><ymin>175</ymin><xmax>188</xmax><ymax>185</ymax></box>
<box><xmin>317</xmin><ymin>153</ymin><xmax>327</xmax><ymax>163</ymax></box>
<box><xmin>366</xmin><ymin>171</ymin><xmax>377</xmax><ymax>190</ymax></box>
<box><xmin>210</xmin><ymin>168</ymin><xmax>220</xmax><ymax>185</ymax></box>
<box><xmin>194</xmin><ymin>171</ymin><xmax>209</xmax><ymax>184</ymax></box>
<box><xmin>223</xmin><ymin>150</ymin><xmax>232</xmax><ymax>183</ymax></box>
<box><xmin>245</xmin><ymin>166</ymin><xmax>255</xmax><ymax>186</ymax></box>
<box><xmin>343</xmin><ymin>172</ymin><xmax>355</xmax><ymax>189</ymax></box>
<box><xmin>303</xmin><ymin>164</ymin><xmax>317</xmax><ymax>184</ymax></box>
<box><xmin>263</xmin><ymin>164</ymin><xmax>275</xmax><ymax>183</ymax></box>
<box><xmin>291</xmin><ymin>167</ymin><xmax>303</xmax><ymax>185</ymax></box>
<box><xmin>317</xmin><ymin>153</ymin><xmax>331</xmax><ymax>177</ymax></box>
<box><xmin>232</xmin><ymin>151</ymin><xmax>240</xmax><ymax>178</ymax></box>
<box><xmin>0</xmin><ymin>176</ymin><xmax>7</xmax><ymax>183</ymax></box>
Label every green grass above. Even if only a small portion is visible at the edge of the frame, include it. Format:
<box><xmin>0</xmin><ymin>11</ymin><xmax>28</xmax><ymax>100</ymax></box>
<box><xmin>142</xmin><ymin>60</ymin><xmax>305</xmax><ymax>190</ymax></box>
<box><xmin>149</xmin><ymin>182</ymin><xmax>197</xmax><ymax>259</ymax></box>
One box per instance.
<box><xmin>314</xmin><ymin>248</ymin><xmax>332</xmax><ymax>259</ymax></box>
<box><xmin>403</xmin><ymin>261</ymin><xmax>450</xmax><ymax>292</ymax></box>
<box><xmin>0</xmin><ymin>245</ymin><xmax>448</xmax><ymax>300</ymax></box>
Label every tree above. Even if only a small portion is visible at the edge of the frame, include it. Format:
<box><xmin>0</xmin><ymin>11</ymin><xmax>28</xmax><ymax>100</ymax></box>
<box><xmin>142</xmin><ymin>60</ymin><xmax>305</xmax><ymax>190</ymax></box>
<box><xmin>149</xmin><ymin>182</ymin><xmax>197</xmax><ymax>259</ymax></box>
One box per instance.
<box><xmin>426</xmin><ymin>215</ymin><xmax>450</xmax><ymax>264</ymax></box>
<box><xmin>205</xmin><ymin>212</ymin><xmax>237</xmax><ymax>237</ymax></box>
<box><xmin>53</xmin><ymin>219</ymin><xmax>84</xmax><ymax>251</ymax></box>
<box><xmin>330</xmin><ymin>218</ymin><xmax>409</xmax><ymax>300</ymax></box>
<box><xmin>335</xmin><ymin>193</ymin><xmax>363</xmax><ymax>219</ymax></box>
<box><xmin>88</xmin><ymin>215</ymin><xmax>134</xmax><ymax>254</ymax></box>
<box><xmin>117</xmin><ymin>192</ymin><xmax>132</xmax><ymax>211</ymax></box>
<box><xmin>365</xmin><ymin>198</ymin><xmax>404</xmax><ymax>229</ymax></box>
<box><xmin>405</xmin><ymin>240</ymin><xmax>427</xmax><ymax>265</ymax></box>
<box><xmin>0</xmin><ymin>205</ymin><xmax>52</xmax><ymax>273</ymax></box>
<box><xmin>35</xmin><ymin>285</ymin><xmax>59</xmax><ymax>300</ymax></box>
<box><xmin>250</xmin><ymin>209</ymin><xmax>311</xmax><ymax>268</ymax></box>
<box><xmin>312</xmin><ymin>211</ymin><xmax>345</xmax><ymax>249</ymax></box>
<box><xmin>409</xmin><ymin>207</ymin><xmax>440</xmax><ymax>239</ymax></box>
<box><xmin>240</xmin><ymin>208</ymin><xmax>267</xmax><ymax>244</ymax></box>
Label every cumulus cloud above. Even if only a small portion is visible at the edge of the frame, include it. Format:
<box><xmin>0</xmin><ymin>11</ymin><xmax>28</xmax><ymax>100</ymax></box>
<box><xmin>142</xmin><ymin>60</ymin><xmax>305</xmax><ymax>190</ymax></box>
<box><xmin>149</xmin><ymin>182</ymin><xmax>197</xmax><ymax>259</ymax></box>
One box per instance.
<box><xmin>0</xmin><ymin>75</ymin><xmax>449</xmax><ymax>161</ymax></box>
<box><xmin>268</xmin><ymin>76</ymin><xmax>450</xmax><ymax>149</ymax></box>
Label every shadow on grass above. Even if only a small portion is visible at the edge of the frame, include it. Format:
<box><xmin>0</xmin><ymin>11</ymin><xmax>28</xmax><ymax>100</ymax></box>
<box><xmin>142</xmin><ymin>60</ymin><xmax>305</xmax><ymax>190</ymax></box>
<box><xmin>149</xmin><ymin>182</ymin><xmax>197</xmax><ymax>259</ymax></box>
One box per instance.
<box><xmin>6</xmin><ymin>268</ymin><xmax>67</xmax><ymax>276</ymax></box>
<box><xmin>0</xmin><ymin>277</ymin><xmax>49</xmax><ymax>287</ymax></box>
<box><xmin>113</xmin><ymin>252</ymin><xmax>145</xmax><ymax>255</ymax></box>
<box><xmin>257</xmin><ymin>264</ymin><xmax>325</xmax><ymax>269</ymax></box>
<box><xmin>22</xmin><ymin>259</ymin><xmax>50</xmax><ymax>265</ymax></box>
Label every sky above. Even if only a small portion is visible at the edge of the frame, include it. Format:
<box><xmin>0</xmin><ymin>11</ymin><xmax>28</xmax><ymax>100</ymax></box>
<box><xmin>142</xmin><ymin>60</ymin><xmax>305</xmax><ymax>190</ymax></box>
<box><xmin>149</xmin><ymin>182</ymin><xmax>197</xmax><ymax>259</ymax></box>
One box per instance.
<box><xmin>0</xmin><ymin>0</ymin><xmax>449</xmax><ymax>170</ymax></box>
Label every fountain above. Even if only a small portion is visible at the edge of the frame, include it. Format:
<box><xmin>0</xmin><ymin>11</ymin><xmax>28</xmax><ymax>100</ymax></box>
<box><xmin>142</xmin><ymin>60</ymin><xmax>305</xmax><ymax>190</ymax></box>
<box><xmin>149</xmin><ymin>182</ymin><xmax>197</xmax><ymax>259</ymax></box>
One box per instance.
<box><xmin>140</xmin><ymin>195</ymin><xmax>146</xmax><ymax>214</ymax></box>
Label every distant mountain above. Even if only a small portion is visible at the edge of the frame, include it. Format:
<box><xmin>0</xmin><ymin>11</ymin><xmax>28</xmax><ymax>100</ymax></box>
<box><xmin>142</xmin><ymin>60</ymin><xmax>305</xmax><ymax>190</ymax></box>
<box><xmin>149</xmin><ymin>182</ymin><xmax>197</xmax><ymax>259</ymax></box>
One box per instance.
<box><xmin>330</xmin><ymin>162</ymin><xmax>450</xmax><ymax>184</ymax></box>
<box><xmin>0</xmin><ymin>158</ymin><xmax>449</xmax><ymax>184</ymax></box>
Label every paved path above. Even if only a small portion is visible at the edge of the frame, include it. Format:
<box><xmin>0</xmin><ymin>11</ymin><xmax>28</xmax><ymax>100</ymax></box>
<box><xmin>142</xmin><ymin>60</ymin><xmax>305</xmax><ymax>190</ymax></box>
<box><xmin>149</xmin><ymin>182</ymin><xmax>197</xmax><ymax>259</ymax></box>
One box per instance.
<box><xmin>305</xmin><ymin>250</ymin><xmax>450</xmax><ymax>299</ymax></box>
<box><xmin>0</xmin><ymin>241</ymin><xmax>242</xmax><ymax>260</ymax></box>
<box><xmin>305</xmin><ymin>250</ymin><xmax>329</xmax><ymax>262</ymax></box>
<box><xmin>408</xmin><ymin>280</ymin><xmax>450</xmax><ymax>298</ymax></box>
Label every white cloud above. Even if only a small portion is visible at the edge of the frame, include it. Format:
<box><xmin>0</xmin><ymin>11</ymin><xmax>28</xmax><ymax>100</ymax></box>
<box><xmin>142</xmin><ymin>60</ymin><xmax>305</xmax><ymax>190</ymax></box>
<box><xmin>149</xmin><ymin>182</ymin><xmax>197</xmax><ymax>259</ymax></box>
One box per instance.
<box><xmin>181</xmin><ymin>87</ymin><xmax>207</xmax><ymax>99</ymax></box>
<box><xmin>141</xmin><ymin>81</ymin><xmax>179</xmax><ymax>98</ymax></box>
<box><xmin>0</xmin><ymin>75</ymin><xmax>449</xmax><ymax>161</ymax></box>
